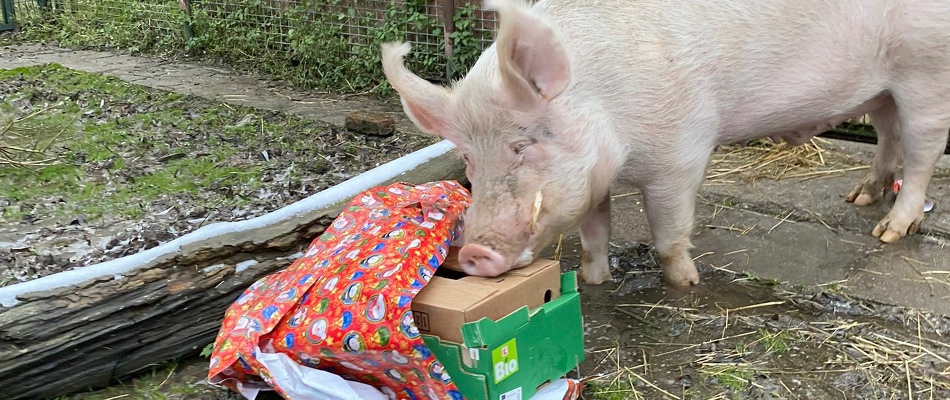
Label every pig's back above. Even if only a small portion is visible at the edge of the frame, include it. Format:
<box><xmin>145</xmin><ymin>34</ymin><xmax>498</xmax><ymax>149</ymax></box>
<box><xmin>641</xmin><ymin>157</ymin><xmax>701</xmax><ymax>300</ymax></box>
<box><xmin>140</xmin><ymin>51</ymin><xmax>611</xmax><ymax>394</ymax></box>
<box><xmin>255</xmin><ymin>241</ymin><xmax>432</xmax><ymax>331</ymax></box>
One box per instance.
<box><xmin>537</xmin><ymin>0</ymin><xmax>950</xmax><ymax>141</ymax></box>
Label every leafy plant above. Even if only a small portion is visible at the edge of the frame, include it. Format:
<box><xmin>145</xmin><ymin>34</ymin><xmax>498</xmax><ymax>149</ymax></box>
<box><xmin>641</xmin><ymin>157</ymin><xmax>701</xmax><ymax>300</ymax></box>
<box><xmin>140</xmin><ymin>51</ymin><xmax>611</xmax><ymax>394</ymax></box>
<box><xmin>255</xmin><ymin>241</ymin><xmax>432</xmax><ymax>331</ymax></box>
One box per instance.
<box><xmin>449</xmin><ymin>3</ymin><xmax>492</xmax><ymax>80</ymax></box>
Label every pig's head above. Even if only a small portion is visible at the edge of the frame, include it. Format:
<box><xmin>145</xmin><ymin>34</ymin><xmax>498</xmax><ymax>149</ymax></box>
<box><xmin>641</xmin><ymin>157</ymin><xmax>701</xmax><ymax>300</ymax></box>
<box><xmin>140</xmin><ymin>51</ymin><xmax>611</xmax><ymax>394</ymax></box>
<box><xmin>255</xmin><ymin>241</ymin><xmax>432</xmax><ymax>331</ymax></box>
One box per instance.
<box><xmin>381</xmin><ymin>0</ymin><xmax>616</xmax><ymax>277</ymax></box>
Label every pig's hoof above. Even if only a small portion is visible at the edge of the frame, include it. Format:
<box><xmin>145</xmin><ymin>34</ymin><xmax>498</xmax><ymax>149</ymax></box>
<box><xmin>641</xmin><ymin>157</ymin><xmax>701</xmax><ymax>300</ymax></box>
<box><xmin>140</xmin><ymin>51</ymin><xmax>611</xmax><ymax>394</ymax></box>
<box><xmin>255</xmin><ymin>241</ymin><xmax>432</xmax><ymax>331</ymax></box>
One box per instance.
<box><xmin>853</xmin><ymin>193</ymin><xmax>876</xmax><ymax>206</ymax></box>
<box><xmin>846</xmin><ymin>185</ymin><xmax>880</xmax><ymax>206</ymax></box>
<box><xmin>847</xmin><ymin>174</ymin><xmax>894</xmax><ymax>206</ymax></box>
<box><xmin>872</xmin><ymin>213</ymin><xmax>923</xmax><ymax>243</ymax></box>
<box><xmin>580</xmin><ymin>264</ymin><xmax>612</xmax><ymax>285</ymax></box>
<box><xmin>664</xmin><ymin>270</ymin><xmax>700</xmax><ymax>288</ymax></box>
<box><xmin>662</xmin><ymin>262</ymin><xmax>700</xmax><ymax>288</ymax></box>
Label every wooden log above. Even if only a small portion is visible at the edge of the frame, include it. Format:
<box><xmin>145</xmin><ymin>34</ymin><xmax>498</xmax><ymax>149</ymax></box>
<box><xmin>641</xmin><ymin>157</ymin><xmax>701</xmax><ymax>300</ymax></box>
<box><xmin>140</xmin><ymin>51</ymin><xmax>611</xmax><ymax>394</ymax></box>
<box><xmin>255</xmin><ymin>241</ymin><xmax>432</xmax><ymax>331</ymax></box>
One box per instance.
<box><xmin>0</xmin><ymin>143</ymin><xmax>465</xmax><ymax>400</ymax></box>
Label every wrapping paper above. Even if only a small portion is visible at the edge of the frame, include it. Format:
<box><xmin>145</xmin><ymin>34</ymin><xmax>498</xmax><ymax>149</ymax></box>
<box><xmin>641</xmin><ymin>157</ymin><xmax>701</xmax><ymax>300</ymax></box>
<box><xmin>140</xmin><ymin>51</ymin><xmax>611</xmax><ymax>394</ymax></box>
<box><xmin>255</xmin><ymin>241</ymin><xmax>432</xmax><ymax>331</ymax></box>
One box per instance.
<box><xmin>207</xmin><ymin>180</ymin><xmax>582</xmax><ymax>400</ymax></box>
<box><xmin>208</xmin><ymin>181</ymin><xmax>469</xmax><ymax>399</ymax></box>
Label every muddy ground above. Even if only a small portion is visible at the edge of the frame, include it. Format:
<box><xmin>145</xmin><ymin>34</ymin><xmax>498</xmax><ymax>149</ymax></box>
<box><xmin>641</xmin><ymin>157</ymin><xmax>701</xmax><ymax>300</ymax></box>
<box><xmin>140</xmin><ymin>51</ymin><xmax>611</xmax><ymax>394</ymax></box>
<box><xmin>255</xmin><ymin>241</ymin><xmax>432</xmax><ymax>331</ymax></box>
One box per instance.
<box><xmin>57</xmin><ymin>240</ymin><xmax>950</xmax><ymax>400</ymax></box>
<box><xmin>0</xmin><ymin>63</ymin><xmax>435</xmax><ymax>286</ymax></box>
<box><xmin>561</xmin><ymin>241</ymin><xmax>950</xmax><ymax>399</ymax></box>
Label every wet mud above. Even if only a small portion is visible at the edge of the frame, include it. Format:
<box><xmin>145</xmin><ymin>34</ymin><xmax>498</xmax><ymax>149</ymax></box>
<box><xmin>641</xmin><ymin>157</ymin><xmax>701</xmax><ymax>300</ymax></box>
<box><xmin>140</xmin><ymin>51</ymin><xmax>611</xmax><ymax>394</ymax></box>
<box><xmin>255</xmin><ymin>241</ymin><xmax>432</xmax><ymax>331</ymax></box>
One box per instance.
<box><xmin>546</xmin><ymin>238</ymin><xmax>950</xmax><ymax>399</ymax></box>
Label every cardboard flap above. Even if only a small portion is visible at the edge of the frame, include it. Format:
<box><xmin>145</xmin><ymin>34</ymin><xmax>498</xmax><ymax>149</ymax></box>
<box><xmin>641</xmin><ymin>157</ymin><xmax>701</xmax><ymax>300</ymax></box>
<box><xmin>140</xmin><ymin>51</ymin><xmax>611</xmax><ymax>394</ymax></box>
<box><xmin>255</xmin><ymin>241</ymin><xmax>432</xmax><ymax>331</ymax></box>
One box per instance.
<box><xmin>461</xmin><ymin>306</ymin><xmax>531</xmax><ymax>348</ymax></box>
<box><xmin>412</xmin><ymin>256</ymin><xmax>562</xmax><ymax>344</ymax></box>
<box><xmin>411</xmin><ymin>276</ymin><xmax>499</xmax><ymax>343</ymax></box>
<box><xmin>461</xmin><ymin>260</ymin><xmax>556</xmax><ymax>284</ymax></box>
<box><xmin>560</xmin><ymin>271</ymin><xmax>579</xmax><ymax>294</ymax></box>
<box><xmin>412</xmin><ymin>276</ymin><xmax>497</xmax><ymax>310</ymax></box>
<box><xmin>421</xmin><ymin>336</ymin><xmax>490</xmax><ymax>400</ymax></box>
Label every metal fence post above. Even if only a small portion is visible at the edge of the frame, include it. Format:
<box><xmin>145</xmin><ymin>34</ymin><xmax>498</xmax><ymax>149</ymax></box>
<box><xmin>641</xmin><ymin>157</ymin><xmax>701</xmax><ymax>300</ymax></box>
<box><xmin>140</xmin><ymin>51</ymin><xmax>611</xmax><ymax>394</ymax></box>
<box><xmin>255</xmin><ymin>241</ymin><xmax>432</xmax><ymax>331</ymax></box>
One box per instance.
<box><xmin>0</xmin><ymin>0</ymin><xmax>15</xmax><ymax>32</ymax></box>
<box><xmin>441</xmin><ymin>0</ymin><xmax>456</xmax><ymax>81</ymax></box>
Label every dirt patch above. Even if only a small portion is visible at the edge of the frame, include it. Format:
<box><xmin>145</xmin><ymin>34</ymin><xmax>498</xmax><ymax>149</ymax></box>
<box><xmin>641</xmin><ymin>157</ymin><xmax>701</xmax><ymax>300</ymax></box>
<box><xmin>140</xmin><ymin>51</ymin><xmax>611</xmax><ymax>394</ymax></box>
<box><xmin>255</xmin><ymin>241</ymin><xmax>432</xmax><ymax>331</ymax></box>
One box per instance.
<box><xmin>554</xmin><ymin>240</ymin><xmax>950</xmax><ymax>400</ymax></box>
<box><xmin>0</xmin><ymin>63</ymin><xmax>437</xmax><ymax>286</ymax></box>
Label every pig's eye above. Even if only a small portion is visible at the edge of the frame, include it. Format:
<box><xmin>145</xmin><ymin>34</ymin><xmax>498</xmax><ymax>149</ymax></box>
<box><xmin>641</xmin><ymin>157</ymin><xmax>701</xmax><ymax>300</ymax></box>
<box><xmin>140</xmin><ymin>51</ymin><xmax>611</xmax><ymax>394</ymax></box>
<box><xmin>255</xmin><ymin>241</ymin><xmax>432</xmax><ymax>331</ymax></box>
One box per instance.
<box><xmin>461</xmin><ymin>153</ymin><xmax>472</xmax><ymax>164</ymax></box>
<box><xmin>512</xmin><ymin>141</ymin><xmax>529</xmax><ymax>155</ymax></box>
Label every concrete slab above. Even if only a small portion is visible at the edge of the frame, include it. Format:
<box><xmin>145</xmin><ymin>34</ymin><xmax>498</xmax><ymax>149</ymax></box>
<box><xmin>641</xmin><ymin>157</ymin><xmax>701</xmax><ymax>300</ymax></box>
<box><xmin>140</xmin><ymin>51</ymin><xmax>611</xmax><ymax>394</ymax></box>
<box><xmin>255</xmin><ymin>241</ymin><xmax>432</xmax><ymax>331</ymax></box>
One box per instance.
<box><xmin>849</xmin><ymin>239</ymin><xmax>950</xmax><ymax>310</ymax></box>
<box><xmin>600</xmin><ymin>139</ymin><xmax>950</xmax><ymax>316</ymax></box>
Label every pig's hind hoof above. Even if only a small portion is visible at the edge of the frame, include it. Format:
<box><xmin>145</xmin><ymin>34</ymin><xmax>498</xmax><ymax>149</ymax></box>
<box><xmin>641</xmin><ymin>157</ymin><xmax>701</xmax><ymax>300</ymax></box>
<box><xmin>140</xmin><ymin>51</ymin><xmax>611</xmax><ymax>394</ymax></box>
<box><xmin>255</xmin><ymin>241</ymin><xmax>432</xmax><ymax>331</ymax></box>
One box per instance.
<box><xmin>850</xmin><ymin>192</ymin><xmax>877</xmax><ymax>206</ymax></box>
<box><xmin>846</xmin><ymin>184</ymin><xmax>882</xmax><ymax>206</ymax></box>
<box><xmin>659</xmin><ymin>254</ymin><xmax>701</xmax><ymax>288</ymax></box>
<box><xmin>846</xmin><ymin>175</ymin><xmax>894</xmax><ymax>206</ymax></box>
<box><xmin>872</xmin><ymin>212</ymin><xmax>923</xmax><ymax>243</ymax></box>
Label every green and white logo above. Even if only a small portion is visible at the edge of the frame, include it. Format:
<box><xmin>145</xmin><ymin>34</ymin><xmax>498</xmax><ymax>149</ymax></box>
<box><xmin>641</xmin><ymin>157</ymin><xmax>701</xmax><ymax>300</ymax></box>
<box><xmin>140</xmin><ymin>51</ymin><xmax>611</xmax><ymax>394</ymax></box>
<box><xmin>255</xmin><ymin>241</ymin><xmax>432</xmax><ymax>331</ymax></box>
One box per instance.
<box><xmin>491</xmin><ymin>338</ymin><xmax>519</xmax><ymax>383</ymax></box>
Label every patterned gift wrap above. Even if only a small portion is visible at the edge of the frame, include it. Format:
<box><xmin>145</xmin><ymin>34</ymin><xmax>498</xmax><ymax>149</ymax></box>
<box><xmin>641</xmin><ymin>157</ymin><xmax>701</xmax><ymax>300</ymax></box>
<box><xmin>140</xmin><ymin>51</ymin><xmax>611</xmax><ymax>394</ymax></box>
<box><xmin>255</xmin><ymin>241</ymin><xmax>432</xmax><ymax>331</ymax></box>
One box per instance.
<box><xmin>208</xmin><ymin>180</ymin><xmax>472</xmax><ymax>400</ymax></box>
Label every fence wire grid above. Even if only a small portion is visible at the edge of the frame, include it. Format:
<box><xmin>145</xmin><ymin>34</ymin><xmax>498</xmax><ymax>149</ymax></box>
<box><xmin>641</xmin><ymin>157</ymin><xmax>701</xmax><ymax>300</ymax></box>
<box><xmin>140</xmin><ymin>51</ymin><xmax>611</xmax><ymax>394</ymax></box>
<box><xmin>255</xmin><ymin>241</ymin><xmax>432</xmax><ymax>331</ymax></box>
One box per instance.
<box><xmin>9</xmin><ymin>0</ymin><xmax>498</xmax><ymax>87</ymax></box>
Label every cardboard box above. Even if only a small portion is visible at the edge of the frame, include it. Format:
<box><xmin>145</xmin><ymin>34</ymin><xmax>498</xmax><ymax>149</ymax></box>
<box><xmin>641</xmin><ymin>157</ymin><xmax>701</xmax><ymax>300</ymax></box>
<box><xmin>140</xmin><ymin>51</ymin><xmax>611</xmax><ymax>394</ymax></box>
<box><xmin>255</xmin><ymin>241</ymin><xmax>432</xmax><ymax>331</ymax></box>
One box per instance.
<box><xmin>408</xmin><ymin>253</ymin><xmax>584</xmax><ymax>400</ymax></box>
<box><xmin>422</xmin><ymin>271</ymin><xmax>585</xmax><ymax>400</ymax></box>
<box><xmin>410</xmin><ymin>254</ymin><xmax>562</xmax><ymax>344</ymax></box>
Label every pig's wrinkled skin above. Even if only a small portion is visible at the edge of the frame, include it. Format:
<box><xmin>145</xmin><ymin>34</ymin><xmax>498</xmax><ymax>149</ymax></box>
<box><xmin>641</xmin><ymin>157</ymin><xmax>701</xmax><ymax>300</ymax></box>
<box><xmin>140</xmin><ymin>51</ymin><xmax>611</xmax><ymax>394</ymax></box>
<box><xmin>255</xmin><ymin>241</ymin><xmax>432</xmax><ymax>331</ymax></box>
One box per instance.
<box><xmin>381</xmin><ymin>0</ymin><xmax>950</xmax><ymax>288</ymax></box>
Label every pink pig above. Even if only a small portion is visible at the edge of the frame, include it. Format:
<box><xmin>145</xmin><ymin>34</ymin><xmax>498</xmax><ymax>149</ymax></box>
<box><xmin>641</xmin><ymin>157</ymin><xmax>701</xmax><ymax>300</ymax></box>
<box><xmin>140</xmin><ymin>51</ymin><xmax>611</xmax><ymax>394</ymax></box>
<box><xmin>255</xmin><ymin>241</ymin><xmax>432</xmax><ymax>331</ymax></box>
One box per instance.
<box><xmin>381</xmin><ymin>0</ymin><xmax>950</xmax><ymax>288</ymax></box>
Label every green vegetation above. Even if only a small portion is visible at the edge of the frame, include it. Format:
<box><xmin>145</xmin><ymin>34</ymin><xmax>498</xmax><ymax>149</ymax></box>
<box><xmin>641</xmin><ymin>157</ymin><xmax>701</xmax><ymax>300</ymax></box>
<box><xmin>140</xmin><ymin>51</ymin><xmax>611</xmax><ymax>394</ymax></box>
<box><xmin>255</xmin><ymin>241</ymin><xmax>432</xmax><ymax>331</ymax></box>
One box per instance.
<box><xmin>587</xmin><ymin>381</ymin><xmax>639</xmax><ymax>400</ymax></box>
<box><xmin>0</xmin><ymin>63</ymin><xmax>392</xmax><ymax>222</ymax></box>
<box><xmin>702</xmin><ymin>366</ymin><xmax>755</xmax><ymax>392</ymax></box>
<box><xmin>756</xmin><ymin>329</ymin><xmax>792</xmax><ymax>354</ymax></box>
<box><xmin>9</xmin><ymin>0</ymin><xmax>494</xmax><ymax>95</ymax></box>
<box><xmin>53</xmin><ymin>359</ymin><xmax>237</xmax><ymax>400</ymax></box>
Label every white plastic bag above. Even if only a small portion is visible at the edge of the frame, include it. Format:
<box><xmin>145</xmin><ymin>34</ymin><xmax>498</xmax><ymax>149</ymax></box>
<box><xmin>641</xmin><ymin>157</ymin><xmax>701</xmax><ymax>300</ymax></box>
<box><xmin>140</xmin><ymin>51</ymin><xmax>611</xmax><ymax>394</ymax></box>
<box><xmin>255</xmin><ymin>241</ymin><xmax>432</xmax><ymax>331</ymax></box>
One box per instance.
<box><xmin>254</xmin><ymin>350</ymin><xmax>388</xmax><ymax>400</ymax></box>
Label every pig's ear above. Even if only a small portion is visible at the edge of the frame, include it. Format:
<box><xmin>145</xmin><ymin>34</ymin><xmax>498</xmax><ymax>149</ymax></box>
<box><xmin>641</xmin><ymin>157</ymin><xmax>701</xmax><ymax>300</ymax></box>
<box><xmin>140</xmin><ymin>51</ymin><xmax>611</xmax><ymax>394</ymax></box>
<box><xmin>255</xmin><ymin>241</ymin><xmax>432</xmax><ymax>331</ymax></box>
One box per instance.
<box><xmin>381</xmin><ymin>42</ymin><xmax>454</xmax><ymax>138</ymax></box>
<box><xmin>489</xmin><ymin>0</ymin><xmax>571</xmax><ymax>109</ymax></box>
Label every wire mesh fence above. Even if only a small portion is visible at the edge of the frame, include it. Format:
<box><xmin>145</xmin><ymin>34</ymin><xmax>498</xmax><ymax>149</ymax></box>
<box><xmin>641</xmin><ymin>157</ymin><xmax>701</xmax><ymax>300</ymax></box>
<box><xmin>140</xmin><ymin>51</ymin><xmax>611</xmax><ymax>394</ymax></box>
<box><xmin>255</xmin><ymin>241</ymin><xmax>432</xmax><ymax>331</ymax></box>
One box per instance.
<box><xmin>8</xmin><ymin>0</ymin><xmax>499</xmax><ymax>90</ymax></box>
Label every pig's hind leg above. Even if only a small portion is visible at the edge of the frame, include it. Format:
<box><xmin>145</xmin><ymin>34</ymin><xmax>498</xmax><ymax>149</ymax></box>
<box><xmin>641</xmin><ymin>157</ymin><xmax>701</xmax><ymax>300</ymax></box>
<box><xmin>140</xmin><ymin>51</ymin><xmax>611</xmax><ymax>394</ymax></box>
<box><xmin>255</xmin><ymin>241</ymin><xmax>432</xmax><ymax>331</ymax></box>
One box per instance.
<box><xmin>846</xmin><ymin>97</ymin><xmax>901</xmax><ymax>206</ymax></box>
<box><xmin>872</xmin><ymin>78</ymin><xmax>950</xmax><ymax>242</ymax></box>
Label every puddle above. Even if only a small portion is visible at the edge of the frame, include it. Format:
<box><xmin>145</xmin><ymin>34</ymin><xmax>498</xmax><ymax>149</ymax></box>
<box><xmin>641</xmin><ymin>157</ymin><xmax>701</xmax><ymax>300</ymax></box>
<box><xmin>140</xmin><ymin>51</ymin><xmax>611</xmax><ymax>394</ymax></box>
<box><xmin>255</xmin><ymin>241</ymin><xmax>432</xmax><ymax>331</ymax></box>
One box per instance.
<box><xmin>542</xmin><ymin>238</ymin><xmax>950</xmax><ymax>399</ymax></box>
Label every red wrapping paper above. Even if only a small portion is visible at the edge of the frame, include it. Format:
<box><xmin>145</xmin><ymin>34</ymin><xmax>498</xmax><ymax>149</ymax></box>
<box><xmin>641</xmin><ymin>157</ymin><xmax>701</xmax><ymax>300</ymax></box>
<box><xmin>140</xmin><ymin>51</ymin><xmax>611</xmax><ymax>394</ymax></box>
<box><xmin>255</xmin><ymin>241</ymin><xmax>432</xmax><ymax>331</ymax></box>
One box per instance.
<box><xmin>208</xmin><ymin>180</ymin><xmax>471</xmax><ymax>400</ymax></box>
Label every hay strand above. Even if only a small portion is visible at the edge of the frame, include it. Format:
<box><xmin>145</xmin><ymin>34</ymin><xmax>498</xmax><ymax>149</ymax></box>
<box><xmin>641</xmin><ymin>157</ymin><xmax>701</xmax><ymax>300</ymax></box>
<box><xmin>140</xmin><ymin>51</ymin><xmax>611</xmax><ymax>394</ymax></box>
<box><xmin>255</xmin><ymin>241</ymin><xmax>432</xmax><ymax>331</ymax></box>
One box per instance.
<box><xmin>708</xmin><ymin>137</ymin><xmax>862</xmax><ymax>183</ymax></box>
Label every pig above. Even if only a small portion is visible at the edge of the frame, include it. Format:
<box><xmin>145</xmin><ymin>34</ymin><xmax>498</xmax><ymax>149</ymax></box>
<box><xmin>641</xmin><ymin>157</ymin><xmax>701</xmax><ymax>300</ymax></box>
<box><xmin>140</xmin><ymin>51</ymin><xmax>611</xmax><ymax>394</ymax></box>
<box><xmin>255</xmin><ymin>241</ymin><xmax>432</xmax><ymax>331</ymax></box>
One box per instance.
<box><xmin>381</xmin><ymin>0</ymin><xmax>950</xmax><ymax>288</ymax></box>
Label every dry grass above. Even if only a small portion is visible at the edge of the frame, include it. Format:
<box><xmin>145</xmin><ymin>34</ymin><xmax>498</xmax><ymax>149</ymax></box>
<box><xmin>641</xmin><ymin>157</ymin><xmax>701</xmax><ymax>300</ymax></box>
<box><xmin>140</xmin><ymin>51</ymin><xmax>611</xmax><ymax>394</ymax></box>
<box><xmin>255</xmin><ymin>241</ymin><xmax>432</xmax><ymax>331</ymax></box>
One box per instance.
<box><xmin>585</xmin><ymin>342</ymin><xmax>680</xmax><ymax>400</ymax></box>
<box><xmin>707</xmin><ymin>137</ymin><xmax>867</xmax><ymax>184</ymax></box>
<box><xmin>797</xmin><ymin>317</ymin><xmax>950</xmax><ymax>397</ymax></box>
<box><xmin>0</xmin><ymin>103</ymin><xmax>68</xmax><ymax>168</ymax></box>
<box><xmin>585</xmin><ymin>293</ymin><xmax>950</xmax><ymax>399</ymax></box>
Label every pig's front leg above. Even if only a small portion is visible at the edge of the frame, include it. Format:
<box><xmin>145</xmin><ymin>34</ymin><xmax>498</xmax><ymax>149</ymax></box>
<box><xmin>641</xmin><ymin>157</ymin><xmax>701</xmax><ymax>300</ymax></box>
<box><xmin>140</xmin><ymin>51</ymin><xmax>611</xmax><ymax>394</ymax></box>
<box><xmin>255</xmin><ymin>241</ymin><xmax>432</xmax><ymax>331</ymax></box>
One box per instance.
<box><xmin>579</xmin><ymin>192</ymin><xmax>612</xmax><ymax>284</ymax></box>
<box><xmin>641</xmin><ymin>162</ymin><xmax>706</xmax><ymax>288</ymax></box>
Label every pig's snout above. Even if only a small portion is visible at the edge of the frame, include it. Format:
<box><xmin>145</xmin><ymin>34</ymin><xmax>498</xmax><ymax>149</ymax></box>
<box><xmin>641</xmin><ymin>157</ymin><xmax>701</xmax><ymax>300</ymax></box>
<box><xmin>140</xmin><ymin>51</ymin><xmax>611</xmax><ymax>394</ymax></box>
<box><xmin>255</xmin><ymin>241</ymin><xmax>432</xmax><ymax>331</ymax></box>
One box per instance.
<box><xmin>458</xmin><ymin>243</ymin><xmax>509</xmax><ymax>277</ymax></box>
